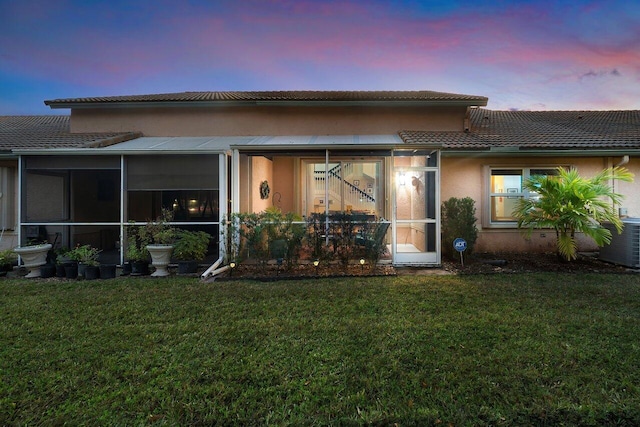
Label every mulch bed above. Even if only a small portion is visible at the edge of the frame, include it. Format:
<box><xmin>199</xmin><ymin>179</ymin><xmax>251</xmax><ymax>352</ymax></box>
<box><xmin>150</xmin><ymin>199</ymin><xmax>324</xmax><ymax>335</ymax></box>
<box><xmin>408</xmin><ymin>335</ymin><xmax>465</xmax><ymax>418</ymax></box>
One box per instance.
<box><xmin>217</xmin><ymin>261</ymin><xmax>396</xmax><ymax>281</ymax></box>
<box><xmin>443</xmin><ymin>252</ymin><xmax>637</xmax><ymax>275</ymax></box>
<box><xmin>214</xmin><ymin>251</ymin><xmax>637</xmax><ymax>281</ymax></box>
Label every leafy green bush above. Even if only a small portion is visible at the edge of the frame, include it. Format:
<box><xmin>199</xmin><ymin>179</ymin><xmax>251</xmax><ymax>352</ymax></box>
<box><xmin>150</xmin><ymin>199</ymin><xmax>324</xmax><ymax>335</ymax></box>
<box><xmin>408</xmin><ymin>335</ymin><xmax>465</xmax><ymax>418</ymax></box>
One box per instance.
<box><xmin>67</xmin><ymin>245</ymin><xmax>101</xmax><ymax>266</ymax></box>
<box><xmin>173</xmin><ymin>230</ymin><xmax>211</xmax><ymax>261</ymax></box>
<box><xmin>441</xmin><ymin>197</ymin><xmax>478</xmax><ymax>260</ymax></box>
<box><xmin>227</xmin><ymin>208</ymin><xmax>305</xmax><ymax>268</ymax></box>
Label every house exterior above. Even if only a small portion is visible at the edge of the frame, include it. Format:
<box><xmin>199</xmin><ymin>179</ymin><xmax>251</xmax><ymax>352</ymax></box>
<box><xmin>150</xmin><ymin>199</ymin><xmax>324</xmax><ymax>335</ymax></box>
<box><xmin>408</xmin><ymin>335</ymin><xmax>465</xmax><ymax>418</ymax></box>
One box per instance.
<box><xmin>1</xmin><ymin>91</ymin><xmax>639</xmax><ymax>267</ymax></box>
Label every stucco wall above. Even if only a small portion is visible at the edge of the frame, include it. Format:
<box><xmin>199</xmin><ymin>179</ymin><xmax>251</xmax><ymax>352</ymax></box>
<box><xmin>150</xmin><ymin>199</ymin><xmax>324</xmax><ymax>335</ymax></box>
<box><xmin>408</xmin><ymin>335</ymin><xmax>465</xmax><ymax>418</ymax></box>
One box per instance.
<box><xmin>250</xmin><ymin>156</ymin><xmax>273</xmax><ymax>213</ymax></box>
<box><xmin>272</xmin><ymin>158</ymin><xmax>295</xmax><ymax>213</ymax></box>
<box><xmin>70</xmin><ymin>106</ymin><xmax>467</xmax><ymax>135</ymax></box>
<box><xmin>441</xmin><ymin>155</ymin><xmax>640</xmax><ymax>253</ymax></box>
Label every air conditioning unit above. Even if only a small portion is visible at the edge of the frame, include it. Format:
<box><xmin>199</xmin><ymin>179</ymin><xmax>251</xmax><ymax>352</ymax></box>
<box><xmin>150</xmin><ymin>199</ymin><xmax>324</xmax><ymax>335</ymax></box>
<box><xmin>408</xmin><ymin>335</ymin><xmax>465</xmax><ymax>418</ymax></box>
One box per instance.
<box><xmin>599</xmin><ymin>218</ymin><xmax>640</xmax><ymax>268</ymax></box>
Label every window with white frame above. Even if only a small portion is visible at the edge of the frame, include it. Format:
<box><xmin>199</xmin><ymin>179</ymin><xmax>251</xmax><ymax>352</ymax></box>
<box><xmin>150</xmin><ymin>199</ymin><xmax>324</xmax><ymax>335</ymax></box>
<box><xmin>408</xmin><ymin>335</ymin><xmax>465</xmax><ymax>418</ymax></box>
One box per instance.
<box><xmin>487</xmin><ymin>167</ymin><xmax>559</xmax><ymax>224</ymax></box>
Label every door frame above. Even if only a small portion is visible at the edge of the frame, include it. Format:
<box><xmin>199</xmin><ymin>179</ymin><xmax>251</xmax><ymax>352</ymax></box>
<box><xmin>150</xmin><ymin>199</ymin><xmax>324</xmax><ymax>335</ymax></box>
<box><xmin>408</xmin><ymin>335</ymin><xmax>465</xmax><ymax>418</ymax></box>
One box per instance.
<box><xmin>391</xmin><ymin>149</ymin><xmax>441</xmax><ymax>266</ymax></box>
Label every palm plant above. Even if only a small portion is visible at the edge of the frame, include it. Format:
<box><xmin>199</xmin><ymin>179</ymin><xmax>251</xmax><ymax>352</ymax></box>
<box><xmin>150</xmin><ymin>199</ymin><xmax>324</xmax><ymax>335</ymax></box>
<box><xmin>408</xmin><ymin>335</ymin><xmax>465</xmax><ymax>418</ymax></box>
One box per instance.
<box><xmin>513</xmin><ymin>166</ymin><xmax>633</xmax><ymax>261</ymax></box>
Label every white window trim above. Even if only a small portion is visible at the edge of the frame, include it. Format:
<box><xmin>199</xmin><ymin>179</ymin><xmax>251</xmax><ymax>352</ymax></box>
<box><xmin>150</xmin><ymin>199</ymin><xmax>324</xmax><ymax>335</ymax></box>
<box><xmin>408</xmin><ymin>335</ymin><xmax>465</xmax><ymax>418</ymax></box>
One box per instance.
<box><xmin>482</xmin><ymin>165</ymin><xmax>564</xmax><ymax>228</ymax></box>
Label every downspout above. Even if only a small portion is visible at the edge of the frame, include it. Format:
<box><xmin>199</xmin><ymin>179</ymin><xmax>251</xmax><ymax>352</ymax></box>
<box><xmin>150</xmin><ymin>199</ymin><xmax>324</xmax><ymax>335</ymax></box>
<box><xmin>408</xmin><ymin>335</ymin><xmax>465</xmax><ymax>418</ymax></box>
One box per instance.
<box><xmin>325</xmin><ymin>149</ymin><xmax>329</xmax><ymax>246</ymax></box>
<box><xmin>200</xmin><ymin>256</ymin><xmax>226</xmax><ymax>281</ymax></box>
<box><xmin>17</xmin><ymin>156</ymin><xmax>22</xmax><ymax>247</ymax></box>
<box><xmin>615</xmin><ymin>155</ymin><xmax>629</xmax><ymax>167</ymax></box>
<box><xmin>612</xmin><ymin>155</ymin><xmax>630</xmax><ymax>217</ymax></box>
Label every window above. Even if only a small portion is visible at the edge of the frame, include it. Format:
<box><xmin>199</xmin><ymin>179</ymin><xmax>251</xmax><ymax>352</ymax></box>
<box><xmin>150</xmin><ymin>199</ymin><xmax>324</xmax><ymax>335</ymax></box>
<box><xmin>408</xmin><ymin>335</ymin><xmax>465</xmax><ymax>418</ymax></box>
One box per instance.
<box><xmin>488</xmin><ymin>167</ymin><xmax>558</xmax><ymax>224</ymax></box>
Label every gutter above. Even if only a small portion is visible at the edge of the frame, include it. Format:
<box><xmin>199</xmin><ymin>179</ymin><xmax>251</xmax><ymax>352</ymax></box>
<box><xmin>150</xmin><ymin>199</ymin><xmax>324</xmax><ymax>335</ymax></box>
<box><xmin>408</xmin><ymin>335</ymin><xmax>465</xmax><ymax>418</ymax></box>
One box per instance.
<box><xmin>442</xmin><ymin>148</ymin><xmax>640</xmax><ymax>158</ymax></box>
<box><xmin>45</xmin><ymin>99</ymin><xmax>488</xmax><ymax>110</ymax></box>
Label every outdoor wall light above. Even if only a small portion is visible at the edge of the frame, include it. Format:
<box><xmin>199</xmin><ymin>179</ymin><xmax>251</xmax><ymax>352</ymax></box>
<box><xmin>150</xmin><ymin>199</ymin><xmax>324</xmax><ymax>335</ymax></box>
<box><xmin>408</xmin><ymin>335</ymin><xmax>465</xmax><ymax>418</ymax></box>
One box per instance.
<box><xmin>398</xmin><ymin>172</ymin><xmax>406</xmax><ymax>186</ymax></box>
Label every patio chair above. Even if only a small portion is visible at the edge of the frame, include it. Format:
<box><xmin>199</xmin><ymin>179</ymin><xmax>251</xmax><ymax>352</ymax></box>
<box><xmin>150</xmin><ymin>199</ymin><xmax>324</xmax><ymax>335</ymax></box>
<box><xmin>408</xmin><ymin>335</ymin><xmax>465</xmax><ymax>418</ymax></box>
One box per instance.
<box><xmin>355</xmin><ymin>221</ymin><xmax>390</xmax><ymax>250</ymax></box>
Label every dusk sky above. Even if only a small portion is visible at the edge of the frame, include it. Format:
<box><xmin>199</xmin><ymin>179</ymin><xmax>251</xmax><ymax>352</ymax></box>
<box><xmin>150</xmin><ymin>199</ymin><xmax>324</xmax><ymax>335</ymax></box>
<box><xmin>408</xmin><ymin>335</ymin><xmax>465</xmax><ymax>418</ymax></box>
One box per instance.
<box><xmin>1</xmin><ymin>0</ymin><xmax>639</xmax><ymax>115</ymax></box>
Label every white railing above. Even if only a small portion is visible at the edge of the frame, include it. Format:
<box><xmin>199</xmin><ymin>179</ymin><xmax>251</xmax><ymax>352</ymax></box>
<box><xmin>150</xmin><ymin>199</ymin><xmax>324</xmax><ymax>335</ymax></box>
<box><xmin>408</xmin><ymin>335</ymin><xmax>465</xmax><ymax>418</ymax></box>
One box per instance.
<box><xmin>313</xmin><ymin>163</ymin><xmax>376</xmax><ymax>212</ymax></box>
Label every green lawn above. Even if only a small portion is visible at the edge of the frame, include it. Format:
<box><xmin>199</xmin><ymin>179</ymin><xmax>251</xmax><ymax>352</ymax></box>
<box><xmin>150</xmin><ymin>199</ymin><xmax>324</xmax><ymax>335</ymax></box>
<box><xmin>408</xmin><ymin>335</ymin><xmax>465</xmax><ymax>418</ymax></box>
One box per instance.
<box><xmin>2</xmin><ymin>273</ymin><xmax>640</xmax><ymax>426</ymax></box>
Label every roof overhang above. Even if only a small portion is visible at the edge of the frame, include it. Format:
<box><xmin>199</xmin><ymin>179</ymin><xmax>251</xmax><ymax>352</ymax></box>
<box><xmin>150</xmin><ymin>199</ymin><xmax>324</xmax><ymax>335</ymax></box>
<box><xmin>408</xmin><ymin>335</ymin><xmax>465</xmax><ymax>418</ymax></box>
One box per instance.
<box><xmin>229</xmin><ymin>134</ymin><xmax>410</xmax><ymax>151</ymax></box>
<box><xmin>46</xmin><ymin>100</ymin><xmax>487</xmax><ymax>110</ymax></box>
<box><xmin>12</xmin><ymin>134</ymin><xmax>441</xmax><ymax>156</ymax></box>
<box><xmin>12</xmin><ymin>136</ymin><xmax>243</xmax><ymax>155</ymax></box>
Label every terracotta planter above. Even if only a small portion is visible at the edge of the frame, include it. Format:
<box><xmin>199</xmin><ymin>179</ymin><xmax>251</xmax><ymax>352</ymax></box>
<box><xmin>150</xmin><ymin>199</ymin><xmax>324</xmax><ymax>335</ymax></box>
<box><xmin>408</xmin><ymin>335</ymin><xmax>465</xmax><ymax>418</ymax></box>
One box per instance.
<box><xmin>146</xmin><ymin>244</ymin><xmax>174</xmax><ymax>277</ymax></box>
<box><xmin>14</xmin><ymin>244</ymin><xmax>52</xmax><ymax>278</ymax></box>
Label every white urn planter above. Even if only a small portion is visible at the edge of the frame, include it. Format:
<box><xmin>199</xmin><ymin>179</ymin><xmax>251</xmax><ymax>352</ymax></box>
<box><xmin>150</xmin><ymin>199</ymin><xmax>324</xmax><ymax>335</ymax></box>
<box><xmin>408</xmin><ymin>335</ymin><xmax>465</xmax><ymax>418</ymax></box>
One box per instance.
<box><xmin>146</xmin><ymin>244</ymin><xmax>174</xmax><ymax>277</ymax></box>
<box><xmin>14</xmin><ymin>244</ymin><xmax>52</xmax><ymax>278</ymax></box>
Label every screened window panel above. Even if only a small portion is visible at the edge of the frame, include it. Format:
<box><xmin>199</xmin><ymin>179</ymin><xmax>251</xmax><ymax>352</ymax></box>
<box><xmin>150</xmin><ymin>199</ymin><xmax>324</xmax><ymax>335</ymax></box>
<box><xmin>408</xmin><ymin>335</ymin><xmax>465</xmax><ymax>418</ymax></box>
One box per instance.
<box><xmin>127</xmin><ymin>155</ymin><xmax>219</xmax><ymax>190</ymax></box>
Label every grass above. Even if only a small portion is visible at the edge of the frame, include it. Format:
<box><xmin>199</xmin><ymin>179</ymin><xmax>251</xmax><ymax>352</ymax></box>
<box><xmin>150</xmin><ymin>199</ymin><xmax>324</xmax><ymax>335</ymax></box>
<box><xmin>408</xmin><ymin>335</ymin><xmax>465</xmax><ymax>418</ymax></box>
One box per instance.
<box><xmin>1</xmin><ymin>273</ymin><xmax>640</xmax><ymax>425</ymax></box>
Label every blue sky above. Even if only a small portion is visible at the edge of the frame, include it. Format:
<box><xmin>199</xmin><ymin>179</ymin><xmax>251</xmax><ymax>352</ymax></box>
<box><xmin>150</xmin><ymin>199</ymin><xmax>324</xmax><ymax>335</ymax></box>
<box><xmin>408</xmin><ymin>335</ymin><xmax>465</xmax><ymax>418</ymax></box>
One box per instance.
<box><xmin>1</xmin><ymin>0</ymin><xmax>639</xmax><ymax>114</ymax></box>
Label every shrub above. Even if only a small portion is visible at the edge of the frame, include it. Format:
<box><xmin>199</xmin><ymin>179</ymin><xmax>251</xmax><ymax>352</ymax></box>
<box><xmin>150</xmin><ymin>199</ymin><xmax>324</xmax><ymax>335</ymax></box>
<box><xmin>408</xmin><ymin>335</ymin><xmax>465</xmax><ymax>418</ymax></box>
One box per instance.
<box><xmin>67</xmin><ymin>245</ymin><xmax>101</xmax><ymax>266</ymax></box>
<box><xmin>173</xmin><ymin>230</ymin><xmax>211</xmax><ymax>261</ymax></box>
<box><xmin>226</xmin><ymin>208</ymin><xmax>305</xmax><ymax>268</ymax></box>
<box><xmin>441</xmin><ymin>197</ymin><xmax>478</xmax><ymax>260</ymax></box>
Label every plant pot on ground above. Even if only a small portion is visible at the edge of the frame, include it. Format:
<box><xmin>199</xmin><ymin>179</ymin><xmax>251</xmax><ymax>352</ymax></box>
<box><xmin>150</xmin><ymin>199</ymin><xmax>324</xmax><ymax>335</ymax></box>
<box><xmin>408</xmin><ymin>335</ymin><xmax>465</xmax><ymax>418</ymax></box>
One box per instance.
<box><xmin>99</xmin><ymin>264</ymin><xmax>117</xmax><ymax>279</ymax></box>
<box><xmin>173</xmin><ymin>230</ymin><xmax>211</xmax><ymax>274</ymax></box>
<box><xmin>40</xmin><ymin>264</ymin><xmax>56</xmax><ymax>278</ymax></box>
<box><xmin>125</xmin><ymin>223</ymin><xmax>150</xmax><ymax>276</ymax></box>
<box><xmin>64</xmin><ymin>262</ymin><xmax>78</xmax><ymax>279</ymax></box>
<box><xmin>145</xmin><ymin>209</ymin><xmax>177</xmax><ymax>277</ymax></box>
<box><xmin>83</xmin><ymin>265</ymin><xmax>100</xmax><ymax>280</ymax></box>
<box><xmin>0</xmin><ymin>249</ymin><xmax>18</xmax><ymax>277</ymax></box>
<box><xmin>67</xmin><ymin>245</ymin><xmax>101</xmax><ymax>279</ymax></box>
<box><xmin>14</xmin><ymin>243</ymin><xmax>52</xmax><ymax>278</ymax></box>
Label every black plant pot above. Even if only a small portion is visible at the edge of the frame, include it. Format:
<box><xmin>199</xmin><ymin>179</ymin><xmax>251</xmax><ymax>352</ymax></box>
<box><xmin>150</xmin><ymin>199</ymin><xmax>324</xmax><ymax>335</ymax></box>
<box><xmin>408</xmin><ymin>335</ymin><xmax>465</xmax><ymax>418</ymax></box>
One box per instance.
<box><xmin>177</xmin><ymin>260</ymin><xmax>198</xmax><ymax>274</ymax></box>
<box><xmin>99</xmin><ymin>264</ymin><xmax>117</xmax><ymax>279</ymax></box>
<box><xmin>84</xmin><ymin>265</ymin><xmax>100</xmax><ymax>280</ymax></box>
<box><xmin>78</xmin><ymin>263</ymin><xmax>87</xmax><ymax>278</ymax></box>
<box><xmin>64</xmin><ymin>262</ymin><xmax>78</xmax><ymax>279</ymax></box>
<box><xmin>121</xmin><ymin>262</ymin><xmax>131</xmax><ymax>276</ymax></box>
<box><xmin>131</xmin><ymin>261</ymin><xmax>149</xmax><ymax>276</ymax></box>
<box><xmin>40</xmin><ymin>264</ymin><xmax>56</xmax><ymax>278</ymax></box>
<box><xmin>56</xmin><ymin>264</ymin><xmax>66</xmax><ymax>277</ymax></box>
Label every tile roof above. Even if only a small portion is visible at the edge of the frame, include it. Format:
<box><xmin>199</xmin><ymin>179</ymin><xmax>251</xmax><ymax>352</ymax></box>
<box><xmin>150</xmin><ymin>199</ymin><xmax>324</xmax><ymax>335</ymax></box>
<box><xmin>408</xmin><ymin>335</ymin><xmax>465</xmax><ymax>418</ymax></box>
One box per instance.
<box><xmin>44</xmin><ymin>90</ymin><xmax>488</xmax><ymax>107</ymax></box>
<box><xmin>400</xmin><ymin>109</ymin><xmax>640</xmax><ymax>150</ymax></box>
<box><xmin>0</xmin><ymin>116</ymin><xmax>140</xmax><ymax>151</ymax></box>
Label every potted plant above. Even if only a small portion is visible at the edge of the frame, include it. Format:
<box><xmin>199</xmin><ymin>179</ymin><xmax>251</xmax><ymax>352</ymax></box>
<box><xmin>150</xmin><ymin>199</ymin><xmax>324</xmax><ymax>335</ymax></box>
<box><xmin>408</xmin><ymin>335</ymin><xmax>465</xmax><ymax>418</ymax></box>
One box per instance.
<box><xmin>0</xmin><ymin>249</ymin><xmax>18</xmax><ymax>277</ymax></box>
<box><xmin>54</xmin><ymin>248</ymin><xmax>72</xmax><ymax>277</ymax></box>
<box><xmin>126</xmin><ymin>223</ymin><xmax>150</xmax><ymax>276</ymax></box>
<box><xmin>145</xmin><ymin>209</ymin><xmax>177</xmax><ymax>277</ymax></box>
<box><xmin>173</xmin><ymin>230</ymin><xmax>211</xmax><ymax>274</ymax></box>
<box><xmin>68</xmin><ymin>245</ymin><xmax>101</xmax><ymax>280</ymax></box>
<box><xmin>14</xmin><ymin>242</ymin><xmax>52</xmax><ymax>278</ymax></box>
<box><xmin>99</xmin><ymin>261</ymin><xmax>117</xmax><ymax>279</ymax></box>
